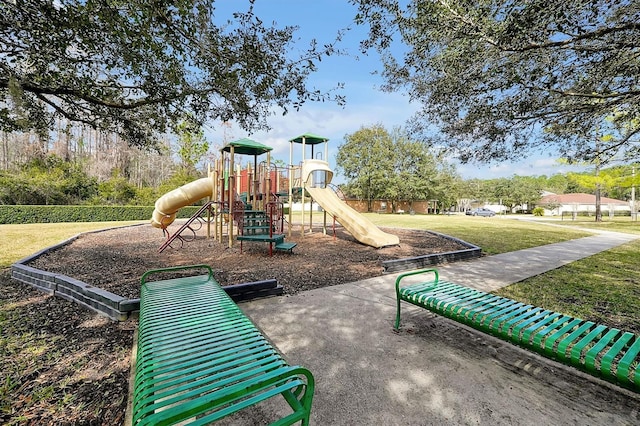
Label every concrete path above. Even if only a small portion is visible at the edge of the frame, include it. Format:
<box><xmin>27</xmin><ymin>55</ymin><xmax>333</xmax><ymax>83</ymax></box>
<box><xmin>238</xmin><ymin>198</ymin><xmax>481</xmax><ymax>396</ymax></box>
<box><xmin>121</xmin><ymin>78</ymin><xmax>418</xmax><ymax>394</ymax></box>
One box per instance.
<box><xmin>437</xmin><ymin>228</ymin><xmax>640</xmax><ymax>292</ymax></box>
<box><xmin>237</xmin><ymin>228</ymin><xmax>640</xmax><ymax>425</ymax></box>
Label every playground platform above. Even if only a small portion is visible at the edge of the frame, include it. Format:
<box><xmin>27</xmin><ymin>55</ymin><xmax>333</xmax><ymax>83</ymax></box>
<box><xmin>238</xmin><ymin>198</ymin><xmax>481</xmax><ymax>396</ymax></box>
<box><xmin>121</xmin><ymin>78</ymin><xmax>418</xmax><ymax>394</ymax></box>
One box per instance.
<box><xmin>236</xmin><ymin>229</ymin><xmax>640</xmax><ymax>424</ymax></box>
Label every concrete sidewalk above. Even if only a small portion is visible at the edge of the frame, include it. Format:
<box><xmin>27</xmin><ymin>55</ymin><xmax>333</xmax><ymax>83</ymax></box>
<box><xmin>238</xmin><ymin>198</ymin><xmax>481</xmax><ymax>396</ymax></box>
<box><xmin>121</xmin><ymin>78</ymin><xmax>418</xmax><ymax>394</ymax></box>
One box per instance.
<box><xmin>438</xmin><ymin>229</ymin><xmax>640</xmax><ymax>292</ymax></box>
<box><xmin>238</xmin><ymin>230</ymin><xmax>640</xmax><ymax>425</ymax></box>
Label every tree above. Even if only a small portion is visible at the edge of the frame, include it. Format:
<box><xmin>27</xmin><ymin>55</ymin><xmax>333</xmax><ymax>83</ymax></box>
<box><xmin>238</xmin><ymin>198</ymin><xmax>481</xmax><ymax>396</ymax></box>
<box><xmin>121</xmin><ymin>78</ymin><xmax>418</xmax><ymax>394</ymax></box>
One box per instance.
<box><xmin>489</xmin><ymin>178</ymin><xmax>513</xmax><ymax>211</ymax></box>
<box><xmin>544</xmin><ymin>174</ymin><xmax>571</xmax><ymax>195</ymax></box>
<box><xmin>336</xmin><ymin>124</ymin><xmax>395</xmax><ymax>211</ymax></box>
<box><xmin>490</xmin><ymin>175</ymin><xmax>543</xmax><ymax>212</ymax></box>
<box><xmin>425</xmin><ymin>162</ymin><xmax>461</xmax><ymax>212</ymax></box>
<box><xmin>353</xmin><ymin>0</ymin><xmax>640</xmax><ymax>165</ymax></box>
<box><xmin>0</xmin><ymin>154</ymin><xmax>98</xmax><ymax>204</ymax></box>
<box><xmin>386</xmin><ymin>133</ymin><xmax>436</xmax><ymax>212</ymax></box>
<box><xmin>1</xmin><ymin>0</ymin><xmax>345</xmax><ymax>149</ymax></box>
<box><xmin>458</xmin><ymin>178</ymin><xmax>492</xmax><ymax>205</ymax></box>
<box><xmin>336</xmin><ymin>124</ymin><xmax>455</xmax><ymax>212</ymax></box>
<box><xmin>175</xmin><ymin>116</ymin><xmax>209</xmax><ymax>173</ymax></box>
<box><xmin>569</xmin><ymin>166</ymin><xmax>635</xmax><ymax>199</ymax></box>
<box><xmin>607</xmin><ymin>164</ymin><xmax>640</xmax><ymax>203</ymax></box>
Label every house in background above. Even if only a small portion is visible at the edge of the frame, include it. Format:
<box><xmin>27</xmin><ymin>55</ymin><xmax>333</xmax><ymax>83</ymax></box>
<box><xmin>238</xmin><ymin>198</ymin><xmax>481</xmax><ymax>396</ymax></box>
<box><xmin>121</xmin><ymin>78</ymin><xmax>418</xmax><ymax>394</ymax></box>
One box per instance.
<box><xmin>538</xmin><ymin>193</ymin><xmax>631</xmax><ymax>217</ymax></box>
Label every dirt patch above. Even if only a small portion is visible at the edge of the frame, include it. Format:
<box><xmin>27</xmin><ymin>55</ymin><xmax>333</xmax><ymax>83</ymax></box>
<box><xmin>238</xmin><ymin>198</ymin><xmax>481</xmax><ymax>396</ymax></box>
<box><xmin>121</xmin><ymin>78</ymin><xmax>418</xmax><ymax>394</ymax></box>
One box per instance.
<box><xmin>0</xmin><ymin>273</ymin><xmax>135</xmax><ymax>426</ymax></box>
<box><xmin>2</xmin><ymin>222</ymin><xmax>468</xmax><ymax>425</ymax></box>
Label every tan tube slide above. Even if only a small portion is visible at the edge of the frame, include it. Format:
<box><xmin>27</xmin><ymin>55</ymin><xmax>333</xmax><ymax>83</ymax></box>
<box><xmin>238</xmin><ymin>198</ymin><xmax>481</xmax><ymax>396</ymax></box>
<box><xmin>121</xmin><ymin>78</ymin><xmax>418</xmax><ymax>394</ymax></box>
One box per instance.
<box><xmin>300</xmin><ymin>159</ymin><xmax>398</xmax><ymax>248</ymax></box>
<box><xmin>150</xmin><ymin>177</ymin><xmax>214</xmax><ymax>229</ymax></box>
<box><xmin>305</xmin><ymin>186</ymin><xmax>399</xmax><ymax>248</ymax></box>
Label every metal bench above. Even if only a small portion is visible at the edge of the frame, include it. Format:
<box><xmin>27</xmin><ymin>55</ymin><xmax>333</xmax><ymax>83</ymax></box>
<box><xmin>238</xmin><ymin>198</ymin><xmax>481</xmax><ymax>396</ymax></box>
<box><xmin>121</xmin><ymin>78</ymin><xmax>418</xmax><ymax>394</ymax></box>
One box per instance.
<box><xmin>395</xmin><ymin>268</ymin><xmax>640</xmax><ymax>392</ymax></box>
<box><xmin>131</xmin><ymin>264</ymin><xmax>314</xmax><ymax>425</ymax></box>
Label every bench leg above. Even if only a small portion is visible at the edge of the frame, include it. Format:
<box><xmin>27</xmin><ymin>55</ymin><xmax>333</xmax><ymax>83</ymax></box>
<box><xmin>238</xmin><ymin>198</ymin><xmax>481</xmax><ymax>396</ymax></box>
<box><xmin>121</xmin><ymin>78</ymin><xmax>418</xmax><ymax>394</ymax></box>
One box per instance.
<box><xmin>395</xmin><ymin>296</ymin><xmax>402</xmax><ymax>330</ymax></box>
<box><xmin>394</xmin><ymin>269</ymin><xmax>439</xmax><ymax>330</ymax></box>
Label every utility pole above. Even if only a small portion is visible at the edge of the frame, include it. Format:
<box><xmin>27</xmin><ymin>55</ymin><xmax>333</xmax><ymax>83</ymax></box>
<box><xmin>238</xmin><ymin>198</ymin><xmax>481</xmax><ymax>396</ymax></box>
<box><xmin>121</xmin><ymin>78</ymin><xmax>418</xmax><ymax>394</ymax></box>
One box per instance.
<box><xmin>594</xmin><ymin>139</ymin><xmax>602</xmax><ymax>222</ymax></box>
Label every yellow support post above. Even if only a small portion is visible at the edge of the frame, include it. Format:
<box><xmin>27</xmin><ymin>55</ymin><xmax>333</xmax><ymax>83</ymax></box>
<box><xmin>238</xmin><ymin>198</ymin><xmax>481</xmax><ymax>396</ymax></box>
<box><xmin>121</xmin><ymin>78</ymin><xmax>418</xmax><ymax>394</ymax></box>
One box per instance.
<box><xmin>228</xmin><ymin>146</ymin><xmax>235</xmax><ymax>249</ymax></box>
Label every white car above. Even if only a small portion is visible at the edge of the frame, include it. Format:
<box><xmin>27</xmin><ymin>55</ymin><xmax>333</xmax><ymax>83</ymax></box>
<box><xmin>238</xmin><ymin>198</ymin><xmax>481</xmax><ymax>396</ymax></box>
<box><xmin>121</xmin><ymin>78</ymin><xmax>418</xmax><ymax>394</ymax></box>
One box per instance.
<box><xmin>465</xmin><ymin>208</ymin><xmax>496</xmax><ymax>217</ymax></box>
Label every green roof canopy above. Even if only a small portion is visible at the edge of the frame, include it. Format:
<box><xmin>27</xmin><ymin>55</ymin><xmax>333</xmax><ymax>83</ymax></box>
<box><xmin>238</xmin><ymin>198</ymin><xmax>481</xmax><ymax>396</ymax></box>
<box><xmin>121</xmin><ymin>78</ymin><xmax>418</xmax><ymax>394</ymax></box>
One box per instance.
<box><xmin>289</xmin><ymin>133</ymin><xmax>329</xmax><ymax>145</ymax></box>
<box><xmin>222</xmin><ymin>138</ymin><xmax>273</xmax><ymax>156</ymax></box>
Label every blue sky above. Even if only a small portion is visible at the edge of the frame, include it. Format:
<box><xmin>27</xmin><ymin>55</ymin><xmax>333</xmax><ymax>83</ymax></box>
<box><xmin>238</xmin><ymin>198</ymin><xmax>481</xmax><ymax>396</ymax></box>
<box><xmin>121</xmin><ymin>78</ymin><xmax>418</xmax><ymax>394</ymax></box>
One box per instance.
<box><xmin>207</xmin><ymin>0</ymin><xmax>587</xmax><ymax>182</ymax></box>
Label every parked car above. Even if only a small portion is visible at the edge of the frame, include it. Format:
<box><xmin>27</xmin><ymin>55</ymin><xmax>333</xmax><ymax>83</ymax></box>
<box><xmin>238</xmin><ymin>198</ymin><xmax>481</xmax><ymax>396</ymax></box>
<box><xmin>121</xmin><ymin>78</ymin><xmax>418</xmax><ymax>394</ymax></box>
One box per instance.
<box><xmin>465</xmin><ymin>207</ymin><xmax>496</xmax><ymax>217</ymax></box>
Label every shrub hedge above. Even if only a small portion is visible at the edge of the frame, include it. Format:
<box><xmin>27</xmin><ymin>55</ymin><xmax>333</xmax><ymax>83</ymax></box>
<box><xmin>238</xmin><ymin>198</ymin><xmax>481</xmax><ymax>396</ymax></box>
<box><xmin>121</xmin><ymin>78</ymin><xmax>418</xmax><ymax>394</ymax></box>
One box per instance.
<box><xmin>0</xmin><ymin>205</ymin><xmax>201</xmax><ymax>224</ymax></box>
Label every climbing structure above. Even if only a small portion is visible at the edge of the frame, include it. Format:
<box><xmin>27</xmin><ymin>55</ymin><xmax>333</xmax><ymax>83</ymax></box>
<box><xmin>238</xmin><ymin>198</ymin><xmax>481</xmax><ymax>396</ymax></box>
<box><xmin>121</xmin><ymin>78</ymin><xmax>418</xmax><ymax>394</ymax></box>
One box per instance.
<box><xmin>151</xmin><ymin>137</ymin><xmax>296</xmax><ymax>255</ymax></box>
<box><xmin>151</xmin><ymin>133</ymin><xmax>399</xmax><ymax>252</ymax></box>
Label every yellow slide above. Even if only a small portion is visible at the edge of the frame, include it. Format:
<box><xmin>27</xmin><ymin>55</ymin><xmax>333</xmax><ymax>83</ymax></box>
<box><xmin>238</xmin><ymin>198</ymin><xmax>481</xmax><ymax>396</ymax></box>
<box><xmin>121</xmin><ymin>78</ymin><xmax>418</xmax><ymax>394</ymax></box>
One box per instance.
<box><xmin>305</xmin><ymin>185</ymin><xmax>399</xmax><ymax>248</ymax></box>
<box><xmin>150</xmin><ymin>177</ymin><xmax>214</xmax><ymax>229</ymax></box>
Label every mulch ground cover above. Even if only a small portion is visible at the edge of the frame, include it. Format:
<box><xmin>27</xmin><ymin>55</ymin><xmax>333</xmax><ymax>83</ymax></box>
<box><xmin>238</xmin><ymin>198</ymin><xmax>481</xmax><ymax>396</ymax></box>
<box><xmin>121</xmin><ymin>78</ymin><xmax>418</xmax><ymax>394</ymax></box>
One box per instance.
<box><xmin>27</xmin><ymin>223</ymin><xmax>466</xmax><ymax>298</ymax></box>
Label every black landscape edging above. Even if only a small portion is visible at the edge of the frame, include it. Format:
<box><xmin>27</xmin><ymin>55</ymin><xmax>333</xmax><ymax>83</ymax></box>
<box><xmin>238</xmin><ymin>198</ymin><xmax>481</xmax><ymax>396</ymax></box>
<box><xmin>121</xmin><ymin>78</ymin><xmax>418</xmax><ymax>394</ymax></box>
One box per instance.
<box><xmin>9</xmin><ymin>225</ymin><xmax>288</xmax><ymax>320</ymax></box>
<box><xmin>381</xmin><ymin>231</ymin><xmax>482</xmax><ymax>273</ymax></box>
<box><xmin>10</xmin><ymin>226</ymin><xmax>479</xmax><ymax>320</ymax></box>
<box><xmin>11</xmin><ymin>260</ymin><xmax>285</xmax><ymax>321</ymax></box>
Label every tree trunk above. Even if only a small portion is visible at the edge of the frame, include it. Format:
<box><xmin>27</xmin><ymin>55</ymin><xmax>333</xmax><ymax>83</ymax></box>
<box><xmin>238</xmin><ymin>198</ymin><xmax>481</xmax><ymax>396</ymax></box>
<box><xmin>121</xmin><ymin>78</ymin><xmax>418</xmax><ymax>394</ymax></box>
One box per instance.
<box><xmin>1</xmin><ymin>131</ymin><xmax>8</xmax><ymax>170</ymax></box>
<box><xmin>595</xmin><ymin>155</ymin><xmax>602</xmax><ymax>222</ymax></box>
<box><xmin>595</xmin><ymin>185</ymin><xmax>602</xmax><ymax>221</ymax></box>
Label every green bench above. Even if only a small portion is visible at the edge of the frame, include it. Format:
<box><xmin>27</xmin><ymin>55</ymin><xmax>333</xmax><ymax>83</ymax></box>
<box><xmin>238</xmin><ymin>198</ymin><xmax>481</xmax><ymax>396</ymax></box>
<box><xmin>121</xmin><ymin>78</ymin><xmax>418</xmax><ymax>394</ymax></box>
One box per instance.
<box><xmin>131</xmin><ymin>264</ymin><xmax>314</xmax><ymax>425</ymax></box>
<box><xmin>395</xmin><ymin>268</ymin><xmax>640</xmax><ymax>392</ymax></box>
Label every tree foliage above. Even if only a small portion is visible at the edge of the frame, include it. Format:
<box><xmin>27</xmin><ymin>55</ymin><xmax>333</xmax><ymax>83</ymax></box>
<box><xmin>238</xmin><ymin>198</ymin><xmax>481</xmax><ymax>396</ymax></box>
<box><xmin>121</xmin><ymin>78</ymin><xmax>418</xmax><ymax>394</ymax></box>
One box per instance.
<box><xmin>1</xmin><ymin>0</ymin><xmax>345</xmax><ymax>149</ymax></box>
<box><xmin>353</xmin><ymin>0</ymin><xmax>640</xmax><ymax>165</ymax></box>
<box><xmin>568</xmin><ymin>164</ymin><xmax>639</xmax><ymax>201</ymax></box>
<box><xmin>175</xmin><ymin>116</ymin><xmax>209</xmax><ymax>173</ymax></box>
<box><xmin>336</xmin><ymin>124</ymin><xmax>395</xmax><ymax>211</ymax></box>
<box><xmin>384</xmin><ymin>131</ymin><xmax>436</xmax><ymax>210</ymax></box>
<box><xmin>490</xmin><ymin>176</ymin><xmax>542</xmax><ymax>211</ymax></box>
<box><xmin>0</xmin><ymin>155</ymin><xmax>98</xmax><ymax>204</ymax></box>
<box><xmin>336</xmin><ymin>124</ymin><xmax>457</xmax><ymax>211</ymax></box>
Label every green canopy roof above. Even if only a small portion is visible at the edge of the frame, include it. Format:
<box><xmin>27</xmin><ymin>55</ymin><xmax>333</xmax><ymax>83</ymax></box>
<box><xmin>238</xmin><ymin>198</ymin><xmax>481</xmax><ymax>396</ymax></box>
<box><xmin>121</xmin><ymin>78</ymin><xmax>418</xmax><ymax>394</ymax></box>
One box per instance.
<box><xmin>289</xmin><ymin>133</ymin><xmax>329</xmax><ymax>145</ymax></box>
<box><xmin>222</xmin><ymin>138</ymin><xmax>273</xmax><ymax>156</ymax></box>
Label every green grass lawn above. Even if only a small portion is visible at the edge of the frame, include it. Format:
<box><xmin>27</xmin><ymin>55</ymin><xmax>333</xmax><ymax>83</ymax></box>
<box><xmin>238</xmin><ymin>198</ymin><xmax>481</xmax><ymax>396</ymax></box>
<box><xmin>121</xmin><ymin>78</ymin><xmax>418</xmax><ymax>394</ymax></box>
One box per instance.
<box><xmin>534</xmin><ymin>216</ymin><xmax>640</xmax><ymax>234</ymax></box>
<box><xmin>495</xmin><ymin>239</ymin><xmax>640</xmax><ymax>334</ymax></box>
<box><xmin>0</xmin><ymin>221</ymin><xmax>146</xmax><ymax>268</ymax></box>
<box><xmin>363</xmin><ymin>213</ymin><xmax>592</xmax><ymax>254</ymax></box>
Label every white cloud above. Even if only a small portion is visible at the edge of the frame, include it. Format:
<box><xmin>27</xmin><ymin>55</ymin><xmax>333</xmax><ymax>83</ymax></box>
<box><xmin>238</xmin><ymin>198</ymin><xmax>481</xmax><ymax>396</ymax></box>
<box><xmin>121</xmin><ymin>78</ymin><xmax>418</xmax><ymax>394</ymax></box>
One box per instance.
<box><xmin>533</xmin><ymin>157</ymin><xmax>562</xmax><ymax>168</ymax></box>
<box><xmin>204</xmin><ymin>89</ymin><xmax>420</xmax><ymax>171</ymax></box>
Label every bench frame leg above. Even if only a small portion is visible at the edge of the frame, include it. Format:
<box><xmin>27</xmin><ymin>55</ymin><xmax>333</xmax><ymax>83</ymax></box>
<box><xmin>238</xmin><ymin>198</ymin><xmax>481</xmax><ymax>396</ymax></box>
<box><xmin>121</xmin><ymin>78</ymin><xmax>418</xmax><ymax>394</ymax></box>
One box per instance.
<box><xmin>394</xmin><ymin>269</ymin><xmax>440</xmax><ymax>330</ymax></box>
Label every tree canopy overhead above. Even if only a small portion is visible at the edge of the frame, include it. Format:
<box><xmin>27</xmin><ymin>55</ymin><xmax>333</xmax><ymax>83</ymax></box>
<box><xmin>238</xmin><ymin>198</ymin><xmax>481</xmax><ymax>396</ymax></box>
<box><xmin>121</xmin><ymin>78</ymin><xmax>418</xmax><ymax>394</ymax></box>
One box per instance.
<box><xmin>1</xmin><ymin>0</ymin><xmax>345</xmax><ymax>149</ymax></box>
<box><xmin>353</xmin><ymin>0</ymin><xmax>640</xmax><ymax>165</ymax></box>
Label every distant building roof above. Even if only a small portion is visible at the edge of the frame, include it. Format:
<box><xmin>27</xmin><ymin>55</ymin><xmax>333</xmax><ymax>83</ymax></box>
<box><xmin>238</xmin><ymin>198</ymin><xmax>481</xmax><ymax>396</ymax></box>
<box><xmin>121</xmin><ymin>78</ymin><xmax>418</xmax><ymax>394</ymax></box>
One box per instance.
<box><xmin>539</xmin><ymin>193</ymin><xmax>627</xmax><ymax>205</ymax></box>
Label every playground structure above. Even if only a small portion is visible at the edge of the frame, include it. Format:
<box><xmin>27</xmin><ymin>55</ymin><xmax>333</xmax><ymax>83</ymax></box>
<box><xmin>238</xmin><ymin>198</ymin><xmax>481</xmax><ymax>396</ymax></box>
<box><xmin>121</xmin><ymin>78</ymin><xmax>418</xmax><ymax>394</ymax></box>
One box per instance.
<box><xmin>150</xmin><ymin>133</ymin><xmax>399</xmax><ymax>254</ymax></box>
<box><xmin>151</xmin><ymin>137</ymin><xmax>291</xmax><ymax>255</ymax></box>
